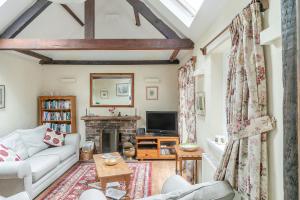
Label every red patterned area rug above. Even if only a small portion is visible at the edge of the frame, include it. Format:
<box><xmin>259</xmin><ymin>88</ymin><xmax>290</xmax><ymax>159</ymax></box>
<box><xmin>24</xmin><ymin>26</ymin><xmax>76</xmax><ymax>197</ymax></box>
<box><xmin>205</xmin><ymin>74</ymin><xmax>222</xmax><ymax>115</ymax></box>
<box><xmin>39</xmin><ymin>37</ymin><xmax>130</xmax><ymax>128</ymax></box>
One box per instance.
<box><xmin>36</xmin><ymin>162</ymin><xmax>152</xmax><ymax>200</ymax></box>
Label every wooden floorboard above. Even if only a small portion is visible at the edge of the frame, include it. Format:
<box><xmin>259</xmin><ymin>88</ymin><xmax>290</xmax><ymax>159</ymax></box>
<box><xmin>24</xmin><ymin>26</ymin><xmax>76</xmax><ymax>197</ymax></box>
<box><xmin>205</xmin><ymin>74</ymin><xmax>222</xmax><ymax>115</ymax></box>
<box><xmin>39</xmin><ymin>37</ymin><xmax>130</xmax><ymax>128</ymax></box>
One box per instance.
<box><xmin>151</xmin><ymin>160</ymin><xmax>176</xmax><ymax>195</ymax></box>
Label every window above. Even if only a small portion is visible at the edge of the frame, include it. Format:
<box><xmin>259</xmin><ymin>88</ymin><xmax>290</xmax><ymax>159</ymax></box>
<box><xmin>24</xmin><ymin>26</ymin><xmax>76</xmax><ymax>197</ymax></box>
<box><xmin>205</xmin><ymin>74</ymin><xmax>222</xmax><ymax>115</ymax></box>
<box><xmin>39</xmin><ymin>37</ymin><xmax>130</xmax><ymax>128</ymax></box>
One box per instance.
<box><xmin>160</xmin><ymin>0</ymin><xmax>204</xmax><ymax>27</ymax></box>
<box><xmin>0</xmin><ymin>0</ymin><xmax>7</xmax><ymax>7</ymax></box>
<box><xmin>175</xmin><ymin>0</ymin><xmax>204</xmax><ymax>17</ymax></box>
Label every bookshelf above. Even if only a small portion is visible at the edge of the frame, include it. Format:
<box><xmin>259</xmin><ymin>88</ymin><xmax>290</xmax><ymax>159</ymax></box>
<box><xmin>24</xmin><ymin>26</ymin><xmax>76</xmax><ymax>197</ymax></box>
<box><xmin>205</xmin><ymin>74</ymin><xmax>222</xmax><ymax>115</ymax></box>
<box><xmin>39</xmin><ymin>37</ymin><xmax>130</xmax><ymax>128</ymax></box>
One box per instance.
<box><xmin>136</xmin><ymin>136</ymin><xmax>179</xmax><ymax>160</ymax></box>
<box><xmin>38</xmin><ymin>96</ymin><xmax>77</xmax><ymax>134</ymax></box>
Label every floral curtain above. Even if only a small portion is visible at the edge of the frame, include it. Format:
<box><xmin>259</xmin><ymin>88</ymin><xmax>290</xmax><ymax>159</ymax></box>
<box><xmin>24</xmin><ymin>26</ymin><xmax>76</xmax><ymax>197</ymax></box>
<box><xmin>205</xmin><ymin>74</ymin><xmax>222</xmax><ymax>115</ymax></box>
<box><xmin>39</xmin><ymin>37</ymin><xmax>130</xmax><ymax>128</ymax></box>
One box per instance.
<box><xmin>214</xmin><ymin>3</ymin><xmax>275</xmax><ymax>200</ymax></box>
<box><xmin>178</xmin><ymin>59</ymin><xmax>196</xmax><ymax>181</ymax></box>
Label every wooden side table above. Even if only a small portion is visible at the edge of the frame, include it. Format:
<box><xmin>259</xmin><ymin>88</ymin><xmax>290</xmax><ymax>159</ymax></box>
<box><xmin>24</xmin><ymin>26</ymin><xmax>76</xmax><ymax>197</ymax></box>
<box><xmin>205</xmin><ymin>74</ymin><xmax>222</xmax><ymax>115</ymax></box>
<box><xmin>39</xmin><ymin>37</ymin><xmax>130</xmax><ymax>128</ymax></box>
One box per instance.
<box><xmin>175</xmin><ymin>146</ymin><xmax>204</xmax><ymax>184</ymax></box>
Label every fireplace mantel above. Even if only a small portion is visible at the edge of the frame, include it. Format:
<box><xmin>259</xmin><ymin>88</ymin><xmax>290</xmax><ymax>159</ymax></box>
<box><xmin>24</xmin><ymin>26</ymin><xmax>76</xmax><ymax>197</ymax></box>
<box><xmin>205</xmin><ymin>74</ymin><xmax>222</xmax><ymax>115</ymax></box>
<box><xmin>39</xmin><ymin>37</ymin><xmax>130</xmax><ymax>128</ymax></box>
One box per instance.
<box><xmin>81</xmin><ymin>116</ymin><xmax>141</xmax><ymax>121</ymax></box>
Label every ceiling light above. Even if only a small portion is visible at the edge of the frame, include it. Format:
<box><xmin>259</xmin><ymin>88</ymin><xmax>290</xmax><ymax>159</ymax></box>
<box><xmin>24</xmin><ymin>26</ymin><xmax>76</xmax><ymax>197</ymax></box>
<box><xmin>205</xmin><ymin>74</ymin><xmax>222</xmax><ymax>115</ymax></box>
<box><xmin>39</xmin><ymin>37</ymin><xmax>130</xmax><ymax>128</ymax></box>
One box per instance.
<box><xmin>48</xmin><ymin>0</ymin><xmax>86</xmax><ymax>4</ymax></box>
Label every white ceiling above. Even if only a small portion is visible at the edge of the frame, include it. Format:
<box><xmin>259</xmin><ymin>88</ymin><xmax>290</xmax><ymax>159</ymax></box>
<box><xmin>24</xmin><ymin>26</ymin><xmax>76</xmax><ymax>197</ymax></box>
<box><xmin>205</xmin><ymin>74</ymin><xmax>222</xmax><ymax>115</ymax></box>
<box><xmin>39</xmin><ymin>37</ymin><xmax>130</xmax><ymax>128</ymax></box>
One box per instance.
<box><xmin>0</xmin><ymin>0</ymin><xmax>230</xmax><ymax>62</ymax></box>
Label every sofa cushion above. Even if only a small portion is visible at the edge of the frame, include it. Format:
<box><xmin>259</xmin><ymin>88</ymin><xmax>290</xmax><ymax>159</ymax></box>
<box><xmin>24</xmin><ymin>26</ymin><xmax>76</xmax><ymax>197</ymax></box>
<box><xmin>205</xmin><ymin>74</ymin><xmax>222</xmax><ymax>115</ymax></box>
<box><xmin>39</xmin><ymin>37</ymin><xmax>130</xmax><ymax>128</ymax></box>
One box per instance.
<box><xmin>33</xmin><ymin>145</ymin><xmax>75</xmax><ymax>162</ymax></box>
<box><xmin>26</xmin><ymin>155</ymin><xmax>60</xmax><ymax>183</ymax></box>
<box><xmin>43</xmin><ymin>128</ymin><xmax>66</xmax><ymax>147</ymax></box>
<box><xmin>17</xmin><ymin>125</ymin><xmax>49</xmax><ymax>157</ymax></box>
<box><xmin>0</xmin><ymin>144</ymin><xmax>21</xmax><ymax>162</ymax></box>
<box><xmin>0</xmin><ymin>133</ymin><xmax>29</xmax><ymax>160</ymax></box>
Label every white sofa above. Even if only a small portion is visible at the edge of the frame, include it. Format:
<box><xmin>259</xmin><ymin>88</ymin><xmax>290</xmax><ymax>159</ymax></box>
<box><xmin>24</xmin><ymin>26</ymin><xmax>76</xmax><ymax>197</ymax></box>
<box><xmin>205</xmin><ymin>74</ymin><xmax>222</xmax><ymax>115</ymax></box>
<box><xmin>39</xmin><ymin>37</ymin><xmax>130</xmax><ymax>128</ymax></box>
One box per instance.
<box><xmin>0</xmin><ymin>126</ymin><xmax>81</xmax><ymax>198</ymax></box>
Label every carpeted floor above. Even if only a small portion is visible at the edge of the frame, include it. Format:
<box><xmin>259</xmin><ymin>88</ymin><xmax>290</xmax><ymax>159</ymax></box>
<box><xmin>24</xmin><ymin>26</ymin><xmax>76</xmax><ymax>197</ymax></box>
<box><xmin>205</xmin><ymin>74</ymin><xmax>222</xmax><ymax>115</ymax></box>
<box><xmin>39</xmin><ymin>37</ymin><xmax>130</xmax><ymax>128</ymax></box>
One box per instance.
<box><xmin>36</xmin><ymin>161</ymin><xmax>152</xmax><ymax>200</ymax></box>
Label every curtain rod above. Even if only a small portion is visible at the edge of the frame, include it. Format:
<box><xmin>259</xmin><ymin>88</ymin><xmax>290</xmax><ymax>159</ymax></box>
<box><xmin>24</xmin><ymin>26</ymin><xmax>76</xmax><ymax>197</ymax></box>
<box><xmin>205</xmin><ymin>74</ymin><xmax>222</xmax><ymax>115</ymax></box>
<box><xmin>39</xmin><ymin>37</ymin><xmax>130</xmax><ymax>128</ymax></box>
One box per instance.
<box><xmin>200</xmin><ymin>0</ymin><xmax>269</xmax><ymax>55</ymax></box>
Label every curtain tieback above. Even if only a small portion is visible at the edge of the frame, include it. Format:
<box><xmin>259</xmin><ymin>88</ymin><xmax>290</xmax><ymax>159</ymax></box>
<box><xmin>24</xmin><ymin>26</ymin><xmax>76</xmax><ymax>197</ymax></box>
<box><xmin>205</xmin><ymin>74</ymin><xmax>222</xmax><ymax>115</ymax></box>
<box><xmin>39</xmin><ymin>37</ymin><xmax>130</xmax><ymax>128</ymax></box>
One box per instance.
<box><xmin>229</xmin><ymin>116</ymin><xmax>276</xmax><ymax>140</ymax></box>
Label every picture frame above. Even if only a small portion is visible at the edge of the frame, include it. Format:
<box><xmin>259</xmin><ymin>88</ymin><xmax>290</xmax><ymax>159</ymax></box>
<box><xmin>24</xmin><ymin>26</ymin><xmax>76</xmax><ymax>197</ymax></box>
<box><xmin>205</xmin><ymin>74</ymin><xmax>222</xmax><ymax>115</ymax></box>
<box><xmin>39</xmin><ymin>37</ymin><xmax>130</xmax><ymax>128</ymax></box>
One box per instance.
<box><xmin>0</xmin><ymin>85</ymin><xmax>5</xmax><ymax>109</ymax></box>
<box><xmin>116</xmin><ymin>83</ymin><xmax>129</xmax><ymax>96</ymax></box>
<box><xmin>146</xmin><ymin>86</ymin><xmax>158</xmax><ymax>100</ymax></box>
<box><xmin>196</xmin><ymin>92</ymin><xmax>205</xmax><ymax>116</ymax></box>
<box><xmin>100</xmin><ymin>89</ymin><xmax>109</xmax><ymax>99</ymax></box>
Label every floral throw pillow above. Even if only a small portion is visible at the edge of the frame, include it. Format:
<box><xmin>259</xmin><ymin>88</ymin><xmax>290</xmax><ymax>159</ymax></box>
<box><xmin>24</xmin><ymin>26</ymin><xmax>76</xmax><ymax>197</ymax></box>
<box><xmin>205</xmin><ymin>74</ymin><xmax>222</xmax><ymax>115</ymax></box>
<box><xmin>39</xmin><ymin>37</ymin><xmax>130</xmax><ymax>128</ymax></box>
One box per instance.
<box><xmin>43</xmin><ymin>128</ymin><xmax>66</xmax><ymax>147</ymax></box>
<box><xmin>0</xmin><ymin>144</ymin><xmax>22</xmax><ymax>162</ymax></box>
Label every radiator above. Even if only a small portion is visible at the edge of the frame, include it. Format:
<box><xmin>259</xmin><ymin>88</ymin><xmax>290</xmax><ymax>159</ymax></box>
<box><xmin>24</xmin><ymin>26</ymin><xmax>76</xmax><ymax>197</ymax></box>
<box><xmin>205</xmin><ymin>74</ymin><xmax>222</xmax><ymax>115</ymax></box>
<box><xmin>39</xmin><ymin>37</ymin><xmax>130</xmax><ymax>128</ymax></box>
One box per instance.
<box><xmin>201</xmin><ymin>153</ymin><xmax>218</xmax><ymax>182</ymax></box>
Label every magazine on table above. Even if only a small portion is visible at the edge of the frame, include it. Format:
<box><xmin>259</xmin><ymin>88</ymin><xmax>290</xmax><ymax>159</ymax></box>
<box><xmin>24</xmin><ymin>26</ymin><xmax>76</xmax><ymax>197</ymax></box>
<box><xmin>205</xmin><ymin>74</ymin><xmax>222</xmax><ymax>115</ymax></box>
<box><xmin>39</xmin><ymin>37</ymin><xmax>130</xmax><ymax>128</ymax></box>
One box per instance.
<box><xmin>105</xmin><ymin>188</ymin><xmax>126</xmax><ymax>200</ymax></box>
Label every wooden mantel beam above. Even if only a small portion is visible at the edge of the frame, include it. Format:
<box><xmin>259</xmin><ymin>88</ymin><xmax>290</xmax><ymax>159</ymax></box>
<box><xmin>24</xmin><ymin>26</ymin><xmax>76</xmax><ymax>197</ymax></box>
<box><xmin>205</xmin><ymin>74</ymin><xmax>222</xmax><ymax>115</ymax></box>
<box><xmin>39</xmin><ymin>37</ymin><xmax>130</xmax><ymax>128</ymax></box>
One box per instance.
<box><xmin>0</xmin><ymin>39</ymin><xmax>194</xmax><ymax>50</ymax></box>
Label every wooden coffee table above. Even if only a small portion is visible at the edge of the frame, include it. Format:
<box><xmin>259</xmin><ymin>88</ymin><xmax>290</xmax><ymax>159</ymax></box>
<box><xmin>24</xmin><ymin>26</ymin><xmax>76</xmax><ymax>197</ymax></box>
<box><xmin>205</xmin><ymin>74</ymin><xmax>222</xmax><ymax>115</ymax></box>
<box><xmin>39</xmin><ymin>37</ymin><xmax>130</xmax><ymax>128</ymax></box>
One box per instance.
<box><xmin>93</xmin><ymin>152</ymin><xmax>133</xmax><ymax>195</ymax></box>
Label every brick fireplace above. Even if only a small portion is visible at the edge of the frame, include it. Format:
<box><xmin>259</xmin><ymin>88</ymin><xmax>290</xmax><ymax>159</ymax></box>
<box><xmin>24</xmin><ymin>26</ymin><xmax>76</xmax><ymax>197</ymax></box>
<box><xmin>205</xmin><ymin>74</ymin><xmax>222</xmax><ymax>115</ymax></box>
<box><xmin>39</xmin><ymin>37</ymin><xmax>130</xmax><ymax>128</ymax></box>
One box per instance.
<box><xmin>81</xmin><ymin>116</ymin><xmax>141</xmax><ymax>153</ymax></box>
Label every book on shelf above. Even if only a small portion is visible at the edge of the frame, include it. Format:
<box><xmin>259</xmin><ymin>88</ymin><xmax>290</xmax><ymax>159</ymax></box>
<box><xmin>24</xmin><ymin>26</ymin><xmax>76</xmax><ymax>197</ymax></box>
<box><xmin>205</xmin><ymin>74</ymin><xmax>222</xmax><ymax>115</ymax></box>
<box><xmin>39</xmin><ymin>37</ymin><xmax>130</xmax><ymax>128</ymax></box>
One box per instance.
<box><xmin>43</xmin><ymin>112</ymin><xmax>71</xmax><ymax>121</ymax></box>
<box><xmin>44</xmin><ymin>123</ymin><xmax>72</xmax><ymax>134</ymax></box>
<box><xmin>43</xmin><ymin>100</ymin><xmax>71</xmax><ymax>109</ymax></box>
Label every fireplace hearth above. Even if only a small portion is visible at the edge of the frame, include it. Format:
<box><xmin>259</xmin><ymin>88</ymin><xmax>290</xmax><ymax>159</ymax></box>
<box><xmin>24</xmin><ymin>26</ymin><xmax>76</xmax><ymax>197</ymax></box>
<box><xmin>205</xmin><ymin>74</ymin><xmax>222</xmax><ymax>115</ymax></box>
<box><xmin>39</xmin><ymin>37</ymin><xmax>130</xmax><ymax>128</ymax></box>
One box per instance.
<box><xmin>81</xmin><ymin>116</ymin><xmax>141</xmax><ymax>153</ymax></box>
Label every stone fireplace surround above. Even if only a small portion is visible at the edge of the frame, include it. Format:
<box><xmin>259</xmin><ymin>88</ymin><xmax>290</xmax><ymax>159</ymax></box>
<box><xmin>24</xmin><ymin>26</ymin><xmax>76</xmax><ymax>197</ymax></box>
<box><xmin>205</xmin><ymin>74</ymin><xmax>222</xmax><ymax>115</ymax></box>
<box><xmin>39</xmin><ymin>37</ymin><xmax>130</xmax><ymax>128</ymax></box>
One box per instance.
<box><xmin>81</xmin><ymin>116</ymin><xmax>141</xmax><ymax>153</ymax></box>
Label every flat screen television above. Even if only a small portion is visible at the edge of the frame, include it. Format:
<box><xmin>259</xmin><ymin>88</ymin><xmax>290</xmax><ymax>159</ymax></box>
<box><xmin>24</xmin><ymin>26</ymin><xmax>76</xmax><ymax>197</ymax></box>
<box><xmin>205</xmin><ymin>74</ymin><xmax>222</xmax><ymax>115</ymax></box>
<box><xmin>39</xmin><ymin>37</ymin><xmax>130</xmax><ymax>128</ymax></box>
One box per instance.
<box><xmin>146</xmin><ymin>111</ymin><xmax>178</xmax><ymax>136</ymax></box>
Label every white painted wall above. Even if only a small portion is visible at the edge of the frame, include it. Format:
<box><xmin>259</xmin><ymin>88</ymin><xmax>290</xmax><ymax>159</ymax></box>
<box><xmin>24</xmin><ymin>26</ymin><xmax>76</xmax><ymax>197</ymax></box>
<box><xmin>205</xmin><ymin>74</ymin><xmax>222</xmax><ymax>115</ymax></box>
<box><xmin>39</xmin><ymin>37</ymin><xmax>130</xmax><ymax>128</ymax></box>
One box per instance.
<box><xmin>190</xmin><ymin>0</ymin><xmax>284</xmax><ymax>199</ymax></box>
<box><xmin>40</xmin><ymin>65</ymin><xmax>179</xmax><ymax>142</ymax></box>
<box><xmin>0</xmin><ymin>52</ymin><xmax>41</xmax><ymax>136</ymax></box>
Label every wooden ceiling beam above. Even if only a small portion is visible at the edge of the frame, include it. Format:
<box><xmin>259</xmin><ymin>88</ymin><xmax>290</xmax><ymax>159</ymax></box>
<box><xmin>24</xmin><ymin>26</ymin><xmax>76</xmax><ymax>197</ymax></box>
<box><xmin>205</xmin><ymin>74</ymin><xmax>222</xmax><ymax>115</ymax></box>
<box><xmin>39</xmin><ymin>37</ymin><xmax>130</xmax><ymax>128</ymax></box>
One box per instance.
<box><xmin>170</xmin><ymin>49</ymin><xmax>180</xmax><ymax>62</ymax></box>
<box><xmin>16</xmin><ymin>50</ymin><xmax>52</xmax><ymax>62</ymax></box>
<box><xmin>127</xmin><ymin>0</ymin><xmax>180</xmax><ymax>39</ymax></box>
<box><xmin>61</xmin><ymin>4</ymin><xmax>84</xmax><ymax>27</ymax></box>
<box><xmin>85</xmin><ymin>0</ymin><xmax>95</xmax><ymax>39</ymax></box>
<box><xmin>39</xmin><ymin>59</ymin><xmax>179</xmax><ymax>65</ymax></box>
<box><xmin>134</xmin><ymin>8</ymin><xmax>141</xmax><ymax>26</ymax></box>
<box><xmin>0</xmin><ymin>0</ymin><xmax>53</xmax><ymax>61</ymax></box>
<box><xmin>0</xmin><ymin>0</ymin><xmax>52</xmax><ymax>38</ymax></box>
<box><xmin>0</xmin><ymin>39</ymin><xmax>194</xmax><ymax>50</ymax></box>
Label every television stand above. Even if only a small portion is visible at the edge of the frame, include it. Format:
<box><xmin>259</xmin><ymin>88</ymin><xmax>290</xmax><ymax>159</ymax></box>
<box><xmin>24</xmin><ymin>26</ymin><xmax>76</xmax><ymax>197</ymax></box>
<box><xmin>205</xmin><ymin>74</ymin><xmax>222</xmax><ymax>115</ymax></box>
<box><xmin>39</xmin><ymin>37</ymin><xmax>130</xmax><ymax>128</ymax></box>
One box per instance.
<box><xmin>136</xmin><ymin>135</ymin><xmax>179</xmax><ymax>160</ymax></box>
<box><xmin>147</xmin><ymin>132</ymin><xmax>178</xmax><ymax>137</ymax></box>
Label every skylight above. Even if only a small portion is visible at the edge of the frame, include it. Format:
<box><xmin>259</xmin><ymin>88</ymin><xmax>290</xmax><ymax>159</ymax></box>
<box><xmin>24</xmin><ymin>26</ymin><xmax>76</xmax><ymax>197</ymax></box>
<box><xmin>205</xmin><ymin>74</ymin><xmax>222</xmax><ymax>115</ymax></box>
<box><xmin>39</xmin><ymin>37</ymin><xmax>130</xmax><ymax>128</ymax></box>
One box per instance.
<box><xmin>0</xmin><ymin>0</ymin><xmax>6</xmax><ymax>7</ymax></box>
<box><xmin>160</xmin><ymin>0</ymin><xmax>204</xmax><ymax>27</ymax></box>
<box><xmin>175</xmin><ymin>0</ymin><xmax>204</xmax><ymax>17</ymax></box>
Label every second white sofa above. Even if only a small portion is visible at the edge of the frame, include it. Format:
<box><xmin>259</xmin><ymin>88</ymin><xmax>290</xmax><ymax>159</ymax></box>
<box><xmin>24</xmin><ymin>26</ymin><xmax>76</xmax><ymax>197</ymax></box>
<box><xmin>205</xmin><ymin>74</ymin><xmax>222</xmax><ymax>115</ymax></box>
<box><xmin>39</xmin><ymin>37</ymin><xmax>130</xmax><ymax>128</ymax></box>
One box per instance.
<box><xmin>0</xmin><ymin>126</ymin><xmax>80</xmax><ymax>198</ymax></box>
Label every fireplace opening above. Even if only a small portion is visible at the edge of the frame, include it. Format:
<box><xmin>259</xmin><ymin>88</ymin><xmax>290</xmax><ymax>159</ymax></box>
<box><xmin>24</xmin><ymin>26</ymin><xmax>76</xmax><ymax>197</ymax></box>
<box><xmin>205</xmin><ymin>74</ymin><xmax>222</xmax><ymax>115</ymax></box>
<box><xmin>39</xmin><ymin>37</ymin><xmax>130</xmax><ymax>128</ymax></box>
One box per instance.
<box><xmin>102</xmin><ymin>129</ymin><xmax>119</xmax><ymax>153</ymax></box>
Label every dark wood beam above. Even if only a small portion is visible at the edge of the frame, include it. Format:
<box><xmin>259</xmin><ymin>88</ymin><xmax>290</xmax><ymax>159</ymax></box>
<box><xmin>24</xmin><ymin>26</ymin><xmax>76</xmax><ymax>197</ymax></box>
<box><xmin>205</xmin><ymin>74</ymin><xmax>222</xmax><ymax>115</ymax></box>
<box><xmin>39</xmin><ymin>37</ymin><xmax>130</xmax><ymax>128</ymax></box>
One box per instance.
<box><xmin>39</xmin><ymin>59</ymin><xmax>179</xmax><ymax>65</ymax></box>
<box><xmin>170</xmin><ymin>49</ymin><xmax>180</xmax><ymax>61</ymax></box>
<box><xmin>85</xmin><ymin>0</ymin><xmax>95</xmax><ymax>39</ymax></box>
<box><xmin>127</xmin><ymin>0</ymin><xmax>180</xmax><ymax>39</ymax></box>
<box><xmin>61</xmin><ymin>4</ymin><xmax>84</xmax><ymax>27</ymax></box>
<box><xmin>0</xmin><ymin>0</ymin><xmax>53</xmax><ymax>61</ymax></box>
<box><xmin>0</xmin><ymin>0</ymin><xmax>52</xmax><ymax>38</ymax></box>
<box><xmin>134</xmin><ymin>8</ymin><xmax>141</xmax><ymax>26</ymax></box>
<box><xmin>0</xmin><ymin>39</ymin><xmax>194</xmax><ymax>50</ymax></box>
<box><xmin>16</xmin><ymin>50</ymin><xmax>52</xmax><ymax>62</ymax></box>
